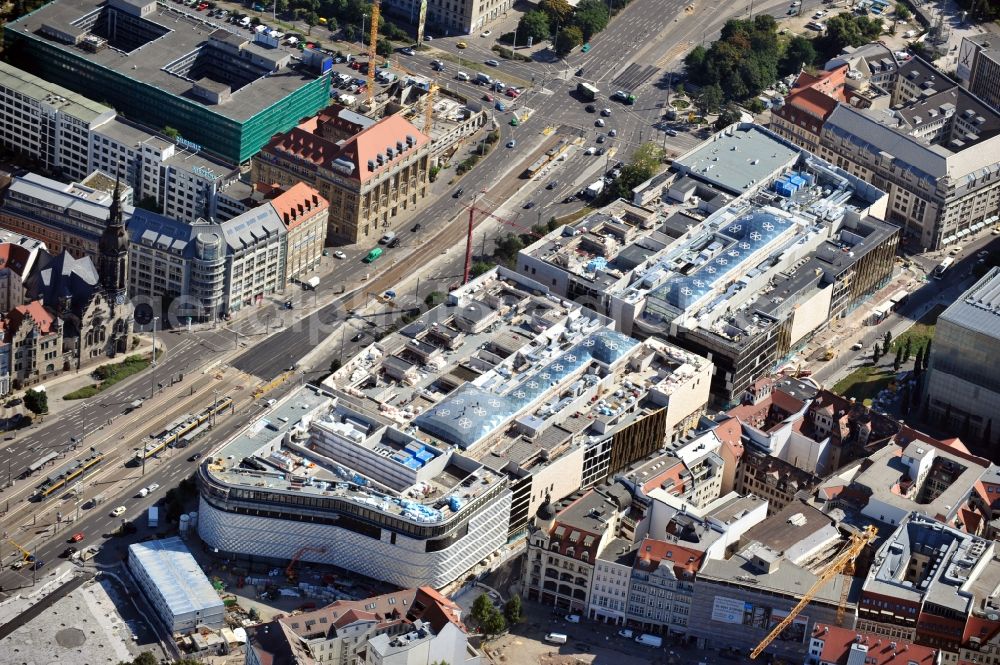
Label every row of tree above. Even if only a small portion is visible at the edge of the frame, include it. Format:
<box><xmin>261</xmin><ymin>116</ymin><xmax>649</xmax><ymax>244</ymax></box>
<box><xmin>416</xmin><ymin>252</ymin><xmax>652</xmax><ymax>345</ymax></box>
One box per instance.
<box><xmin>685</xmin><ymin>13</ymin><xmax>884</xmax><ymax>108</ymax></box>
<box><xmin>471</xmin><ymin>592</ymin><xmax>523</xmax><ymax>638</ymax></box>
<box><xmin>517</xmin><ymin>0</ymin><xmax>617</xmax><ymax>55</ymax></box>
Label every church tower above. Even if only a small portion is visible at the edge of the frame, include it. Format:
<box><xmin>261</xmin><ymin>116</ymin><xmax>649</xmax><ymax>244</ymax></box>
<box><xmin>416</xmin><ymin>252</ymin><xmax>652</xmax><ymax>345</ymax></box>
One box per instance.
<box><xmin>98</xmin><ymin>173</ymin><xmax>129</xmax><ymax>309</ymax></box>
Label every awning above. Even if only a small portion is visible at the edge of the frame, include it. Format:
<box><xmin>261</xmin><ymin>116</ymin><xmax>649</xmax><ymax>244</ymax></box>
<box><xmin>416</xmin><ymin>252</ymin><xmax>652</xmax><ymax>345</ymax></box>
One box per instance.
<box><xmin>942</xmin><ymin>236</ymin><xmax>955</xmax><ymax>244</ymax></box>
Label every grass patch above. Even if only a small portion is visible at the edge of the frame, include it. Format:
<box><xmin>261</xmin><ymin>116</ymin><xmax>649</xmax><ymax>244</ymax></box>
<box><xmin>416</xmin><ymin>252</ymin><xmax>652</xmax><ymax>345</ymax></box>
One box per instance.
<box><xmin>890</xmin><ymin>304</ymin><xmax>943</xmax><ymax>355</ymax></box>
<box><xmin>63</xmin><ymin>353</ymin><xmax>156</xmax><ymax>400</ymax></box>
<box><xmin>671</xmin><ymin>99</ymin><xmax>690</xmax><ymax>109</ymax></box>
<box><xmin>832</xmin><ymin>365</ymin><xmax>897</xmax><ymax>405</ymax></box>
<box><xmin>554</xmin><ymin>207</ymin><xmax>594</xmax><ymax>226</ymax></box>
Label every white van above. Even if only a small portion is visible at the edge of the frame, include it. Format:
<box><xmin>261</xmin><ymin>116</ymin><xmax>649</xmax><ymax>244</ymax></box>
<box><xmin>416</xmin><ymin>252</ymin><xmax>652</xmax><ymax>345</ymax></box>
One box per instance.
<box><xmin>544</xmin><ymin>633</ymin><xmax>568</xmax><ymax>644</ymax></box>
<box><xmin>456</xmin><ymin>71</ymin><xmax>471</xmax><ymax>81</ymax></box>
<box><xmin>564</xmin><ymin>614</ymin><xmax>581</xmax><ymax>623</ymax></box>
<box><xmin>380</xmin><ymin>231</ymin><xmax>397</xmax><ymax>244</ymax></box>
<box><xmin>239</xmin><ymin>16</ymin><xmax>251</xmax><ymax>27</ymax></box>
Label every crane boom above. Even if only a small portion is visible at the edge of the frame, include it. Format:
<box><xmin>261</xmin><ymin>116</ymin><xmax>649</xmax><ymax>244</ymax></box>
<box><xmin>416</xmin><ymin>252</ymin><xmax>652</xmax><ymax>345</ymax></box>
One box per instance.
<box><xmin>366</xmin><ymin>0</ymin><xmax>380</xmax><ymax>107</ymax></box>
<box><xmin>750</xmin><ymin>525</ymin><xmax>877</xmax><ymax>660</ymax></box>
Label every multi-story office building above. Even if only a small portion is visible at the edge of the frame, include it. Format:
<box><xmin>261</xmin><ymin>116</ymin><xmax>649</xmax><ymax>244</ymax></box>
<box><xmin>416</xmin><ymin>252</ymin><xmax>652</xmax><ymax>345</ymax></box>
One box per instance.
<box><xmin>857</xmin><ymin>513</ymin><xmax>1000</xmax><ymax>657</ymax></box>
<box><xmin>0</xmin><ymin>61</ymin><xmax>114</xmax><ymax>181</ymax></box>
<box><xmin>518</xmin><ymin>124</ymin><xmax>892</xmax><ymax>406</ymax></box>
<box><xmin>197</xmin><ymin>385</ymin><xmax>512</xmax><ymax>589</ymax></box>
<box><xmin>253</xmin><ymin>107</ymin><xmax>430</xmax><ymax>244</ymax></box>
<box><xmin>806</xmin><ymin>623</ymin><xmax>939</xmax><ymax>665</ymax></box>
<box><xmin>624</xmin><ymin>538</ymin><xmax>703</xmax><ymax>636</ymax></box>
<box><xmin>0</xmin><ymin>62</ymin><xmax>244</xmax><ymax>224</ymax></box>
<box><xmin>958</xmin><ymin>35</ymin><xmax>1000</xmax><ymax>113</ymax></box>
<box><xmin>127</xmin><ymin>204</ymin><xmax>285</xmax><ymax>321</ymax></box>
<box><xmin>326</xmin><ymin>266</ymin><xmax>712</xmax><ymax>539</ymax></box>
<box><xmin>925</xmin><ymin>268</ymin><xmax>1000</xmax><ymax>447</ymax></box>
<box><xmin>776</xmin><ymin>54</ymin><xmax>1000</xmax><ymax>250</ymax></box>
<box><xmin>4</xmin><ymin>0</ymin><xmax>331</xmax><ymax>163</ymax></box>
<box><xmin>382</xmin><ymin>0</ymin><xmax>515</xmax><ymax>36</ymax></box>
<box><xmin>0</xmin><ymin>172</ymin><xmax>132</xmax><ymax>259</ymax></box>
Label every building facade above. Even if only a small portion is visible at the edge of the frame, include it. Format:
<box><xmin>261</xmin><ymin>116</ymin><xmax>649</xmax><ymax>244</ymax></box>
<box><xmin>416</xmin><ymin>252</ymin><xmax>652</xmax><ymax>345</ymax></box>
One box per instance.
<box><xmin>382</xmin><ymin>0</ymin><xmax>515</xmax><ymax>36</ymax></box>
<box><xmin>253</xmin><ymin>109</ymin><xmax>430</xmax><ymax>244</ymax></box>
<box><xmin>4</xmin><ymin>1</ymin><xmax>331</xmax><ymax>163</ymax></box>
<box><xmin>958</xmin><ymin>35</ymin><xmax>1000</xmax><ymax>114</ymax></box>
<box><xmin>925</xmin><ymin>267</ymin><xmax>1000</xmax><ymax>448</ymax></box>
<box><xmin>269</xmin><ymin>183</ymin><xmax>327</xmax><ymax>282</ymax></box>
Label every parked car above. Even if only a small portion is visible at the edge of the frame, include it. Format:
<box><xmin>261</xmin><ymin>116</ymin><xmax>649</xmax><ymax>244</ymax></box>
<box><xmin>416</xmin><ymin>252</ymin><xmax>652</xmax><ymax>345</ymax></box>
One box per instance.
<box><xmin>601</xmin><ymin>108</ymin><xmax>612</xmax><ymax>116</ymax></box>
<box><xmin>585</xmin><ymin>104</ymin><xmax>596</xmax><ymax>113</ymax></box>
<box><xmin>480</xmin><ymin>30</ymin><xmax>492</xmax><ymax>37</ymax></box>
<box><xmin>618</xmin><ymin>629</ymin><xmax>634</xmax><ymax>638</ymax></box>
<box><xmin>595</xmin><ymin>118</ymin><xmax>606</xmax><ymax>127</ymax></box>
<box><xmin>565</xmin><ymin>614</ymin><xmax>581</xmax><ymax>623</ymax></box>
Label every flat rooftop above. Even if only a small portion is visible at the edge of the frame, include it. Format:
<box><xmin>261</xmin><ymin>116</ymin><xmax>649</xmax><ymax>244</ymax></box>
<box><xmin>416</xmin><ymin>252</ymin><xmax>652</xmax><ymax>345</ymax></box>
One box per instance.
<box><xmin>128</xmin><ymin>537</ymin><xmax>224</xmax><ymax>618</ymax></box>
<box><xmin>672</xmin><ymin>124</ymin><xmax>800</xmax><ymax>195</ymax></box>
<box><xmin>0</xmin><ymin>60</ymin><xmax>112</xmax><ymax>123</ymax></box>
<box><xmin>97</xmin><ymin>117</ymin><xmax>239</xmax><ymax>174</ymax></box>
<box><xmin>937</xmin><ymin>267</ymin><xmax>1000</xmax><ymax>339</ymax></box>
<box><xmin>7</xmin><ymin>0</ymin><xmax>322</xmax><ymax>121</ymax></box>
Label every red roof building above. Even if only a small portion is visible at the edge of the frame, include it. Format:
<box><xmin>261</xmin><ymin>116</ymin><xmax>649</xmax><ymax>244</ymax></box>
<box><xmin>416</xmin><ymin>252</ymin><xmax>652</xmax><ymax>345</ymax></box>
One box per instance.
<box><xmin>253</xmin><ymin>106</ymin><xmax>430</xmax><ymax>244</ymax></box>
<box><xmin>770</xmin><ymin>66</ymin><xmax>850</xmax><ymax>153</ymax></box>
<box><xmin>267</xmin><ymin>182</ymin><xmax>328</xmax><ymax>280</ymax></box>
<box><xmin>809</xmin><ymin>623</ymin><xmax>939</xmax><ymax>665</ymax></box>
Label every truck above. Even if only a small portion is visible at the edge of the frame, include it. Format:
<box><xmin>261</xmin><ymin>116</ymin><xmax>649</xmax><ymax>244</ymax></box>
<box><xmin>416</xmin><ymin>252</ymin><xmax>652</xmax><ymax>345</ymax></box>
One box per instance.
<box><xmin>544</xmin><ymin>633</ymin><xmax>568</xmax><ymax>644</ymax></box>
<box><xmin>635</xmin><ymin>634</ymin><xmax>663</xmax><ymax>648</ymax></box>
<box><xmin>585</xmin><ymin>180</ymin><xmax>605</xmax><ymax>199</ymax></box>
<box><xmin>305</xmin><ymin>276</ymin><xmax>320</xmax><ymax>290</ymax></box>
<box><xmin>476</xmin><ymin>72</ymin><xmax>493</xmax><ymax>86</ymax></box>
<box><xmin>79</xmin><ymin>545</ymin><xmax>100</xmax><ymax>561</ymax></box>
<box><xmin>577</xmin><ymin>82</ymin><xmax>598</xmax><ymax>101</ymax></box>
<box><xmin>612</xmin><ymin>89</ymin><xmax>637</xmax><ymax>105</ymax></box>
<box><xmin>148</xmin><ymin>506</ymin><xmax>159</xmax><ymax>529</ymax></box>
<box><xmin>127</xmin><ymin>399</ymin><xmax>144</xmax><ymax>412</ymax></box>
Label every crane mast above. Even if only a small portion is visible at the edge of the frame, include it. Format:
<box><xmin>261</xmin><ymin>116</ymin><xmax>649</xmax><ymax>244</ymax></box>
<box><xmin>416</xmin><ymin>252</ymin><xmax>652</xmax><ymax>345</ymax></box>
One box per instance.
<box><xmin>750</xmin><ymin>525</ymin><xmax>878</xmax><ymax>660</ymax></box>
<box><xmin>366</xmin><ymin>0</ymin><xmax>380</xmax><ymax>108</ymax></box>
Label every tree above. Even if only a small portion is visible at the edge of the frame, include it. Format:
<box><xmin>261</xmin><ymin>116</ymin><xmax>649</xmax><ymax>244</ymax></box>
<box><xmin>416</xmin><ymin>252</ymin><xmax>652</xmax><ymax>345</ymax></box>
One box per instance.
<box><xmin>572</xmin><ymin>0</ymin><xmax>609</xmax><ymax>41</ymax></box>
<box><xmin>343</xmin><ymin>24</ymin><xmax>359</xmax><ymax>41</ymax></box>
<box><xmin>913</xmin><ymin>347</ymin><xmax>924</xmax><ymax>375</ymax></box>
<box><xmin>779</xmin><ymin>36</ymin><xmax>816</xmax><ymax>76</ymax></box>
<box><xmin>325</xmin><ymin>16</ymin><xmax>338</xmax><ymax>32</ymax></box>
<box><xmin>163</xmin><ymin>126</ymin><xmax>180</xmax><ymax>140</ymax></box>
<box><xmin>128</xmin><ymin>654</ymin><xmax>159</xmax><ymax>665</ymax></box>
<box><xmin>329</xmin><ymin>359</ymin><xmax>342</xmax><ymax>373</ymax></box>
<box><xmin>895</xmin><ymin>3</ymin><xmax>911</xmax><ymax>21</ymax></box>
<box><xmin>424</xmin><ymin>291</ymin><xmax>446</xmax><ymax>307</ymax></box>
<box><xmin>884</xmin><ymin>330</ymin><xmax>892</xmax><ymax>348</ymax></box>
<box><xmin>24</xmin><ymin>388</ymin><xmax>47</xmax><ymax>415</ymax></box>
<box><xmin>248</xmin><ymin>607</ymin><xmax>260</xmax><ymax>621</ymax></box>
<box><xmin>696</xmin><ymin>84</ymin><xmax>724</xmax><ymax>114</ymax></box>
<box><xmin>613</xmin><ymin>142</ymin><xmax>665</xmax><ymax>198</ymax></box>
<box><xmin>872</xmin><ymin>341</ymin><xmax>881</xmax><ymax>364</ymax></box>
<box><xmin>903</xmin><ymin>337</ymin><xmax>912</xmax><ymax>362</ymax></box>
<box><xmin>539</xmin><ymin>0</ymin><xmax>574</xmax><ymax>29</ymax></box>
<box><xmin>376</xmin><ymin>37</ymin><xmax>393</xmax><ymax>57</ymax></box>
<box><xmin>819</xmin><ymin>14</ymin><xmax>883</xmax><ymax>58</ymax></box>
<box><xmin>923</xmin><ymin>339</ymin><xmax>932</xmax><ymax>369</ymax></box>
<box><xmin>684</xmin><ymin>44</ymin><xmax>707</xmax><ymax>82</ymax></box>
<box><xmin>471</xmin><ymin>261</ymin><xmax>493</xmax><ymax>278</ymax></box>
<box><xmin>893</xmin><ymin>346</ymin><xmax>903</xmax><ymax>371</ymax></box>
<box><xmin>714</xmin><ymin>104</ymin><xmax>742</xmax><ymax>130</ymax></box>
<box><xmin>504</xmin><ymin>595</ymin><xmax>524</xmax><ymax>624</ymax></box>
<box><xmin>472</xmin><ymin>594</ymin><xmax>493</xmax><ymax>626</ymax></box>
<box><xmin>517</xmin><ymin>10</ymin><xmax>550</xmax><ymax>43</ymax></box>
<box><xmin>554</xmin><ymin>24</ymin><xmax>583</xmax><ymax>55</ymax></box>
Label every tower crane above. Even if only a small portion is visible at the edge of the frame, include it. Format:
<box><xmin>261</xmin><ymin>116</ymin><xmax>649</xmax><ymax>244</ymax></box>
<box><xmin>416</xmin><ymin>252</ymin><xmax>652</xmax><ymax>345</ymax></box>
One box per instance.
<box><xmin>365</xmin><ymin>0</ymin><xmax>381</xmax><ymax>108</ymax></box>
<box><xmin>286</xmin><ymin>545</ymin><xmax>328</xmax><ymax>582</ymax></box>
<box><xmin>461</xmin><ymin>194</ymin><xmax>544</xmax><ymax>285</ymax></box>
<box><xmin>750</xmin><ymin>525</ymin><xmax>878</xmax><ymax>660</ymax></box>
<box><xmin>423</xmin><ymin>81</ymin><xmax>438</xmax><ymax>135</ymax></box>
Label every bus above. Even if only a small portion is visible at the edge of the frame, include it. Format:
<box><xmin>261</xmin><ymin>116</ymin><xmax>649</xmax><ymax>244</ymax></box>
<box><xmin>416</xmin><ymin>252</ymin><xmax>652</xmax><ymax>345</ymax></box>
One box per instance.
<box><xmin>33</xmin><ymin>449</ymin><xmax>104</xmax><ymax>500</ymax></box>
<box><xmin>933</xmin><ymin>257</ymin><xmax>954</xmax><ymax>279</ymax></box>
<box><xmin>577</xmin><ymin>82</ymin><xmax>598</xmax><ymax>101</ymax></box>
<box><xmin>364</xmin><ymin>247</ymin><xmax>383</xmax><ymax>263</ymax></box>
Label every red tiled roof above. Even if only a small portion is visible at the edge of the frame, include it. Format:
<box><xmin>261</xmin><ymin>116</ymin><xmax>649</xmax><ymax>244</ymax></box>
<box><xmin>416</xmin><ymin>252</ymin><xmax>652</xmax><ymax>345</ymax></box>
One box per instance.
<box><xmin>811</xmin><ymin>624</ymin><xmax>937</xmax><ymax>665</ymax></box>
<box><xmin>8</xmin><ymin>300</ymin><xmax>56</xmax><ymax>337</ymax></box>
<box><xmin>641</xmin><ymin>458</ymin><xmax>688</xmax><ymax>496</ymax></box>
<box><xmin>634</xmin><ymin>537</ymin><xmax>703</xmax><ymax>579</ymax></box>
<box><xmin>0</xmin><ymin>243</ymin><xmax>33</xmax><ymax>278</ymax></box>
<box><xmin>269</xmin><ymin>182</ymin><xmax>329</xmax><ymax>230</ymax></box>
<box><xmin>958</xmin><ymin>507</ymin><xmax>982</xmax><ymax>535</ymax></box>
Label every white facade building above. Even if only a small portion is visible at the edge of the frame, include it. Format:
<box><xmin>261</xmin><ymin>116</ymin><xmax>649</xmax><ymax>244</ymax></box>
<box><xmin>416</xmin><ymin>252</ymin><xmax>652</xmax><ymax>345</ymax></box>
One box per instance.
<box><xmin>128</xmin><ymin>537</ymin><xmax>225</xmax><ymax>634</ymax></box>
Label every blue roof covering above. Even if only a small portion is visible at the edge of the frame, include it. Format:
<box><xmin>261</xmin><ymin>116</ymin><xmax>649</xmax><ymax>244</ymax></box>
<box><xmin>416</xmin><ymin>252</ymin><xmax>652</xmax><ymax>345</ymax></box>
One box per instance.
<box><xmin>413</xmin><ymin>329</ymin><xmax>637</xmax><ymax>449</ymax></box>
<box><xmin>649</xmin><ymin>210</ymin><xmax>794</xmax><ymax>311</ymax></box>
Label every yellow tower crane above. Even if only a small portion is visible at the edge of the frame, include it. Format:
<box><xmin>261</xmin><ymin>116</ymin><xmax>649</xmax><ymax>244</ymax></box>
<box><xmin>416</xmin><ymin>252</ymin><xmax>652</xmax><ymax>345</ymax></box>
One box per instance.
<box><xmin>423</xmin><ymin>82</ymin><xmax>438</xmax><ymax>135</ymax></box>
<box><xmin>750</xmin><ymin>525</ymin><xmax>878</xmax><ymax>660</ymax></box>
<box><xmin>366</xmin><ymin>0</ymin><xmax>381</xmax><ymax>108</ymax></box>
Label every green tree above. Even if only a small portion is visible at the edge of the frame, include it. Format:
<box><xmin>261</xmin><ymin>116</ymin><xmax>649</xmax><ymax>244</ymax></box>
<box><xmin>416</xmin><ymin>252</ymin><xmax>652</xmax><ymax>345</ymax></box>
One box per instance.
<box><xmin>884</xmin><ymin>330</ymin><xmax>892</xmax><ymax>348</ymax></box>
<box><xmin>714</xmin><ymin>104</ymin><xmax>742</xmax><ymax>130</ymax></box>
<box><xmin>923</xmin><ymin>338</ymin><xmax>931</xmax><ymax>370</ymax></box>
<box><xmin>326</xmin><ymin>16</ymin><xmax>338</xmax><ymax>32</ymax></box>
<box><xmin>903</xmin><ymin>337</ymin><xmax>912</xmax><ymax>362</ymax></box>
<box><xmin>873</xmin><ymin>341</ymin><xmax>881</xmax><ymax>364</ymax></box>
<box><xmin>504</xmin><ymin>594</ymin><xmax>524</xmax><ymax>624</ymax></box>
<box><xmin>913</xmin><ymin>347</ymin><xmax>923</xmax><ymax>375</ymax></box>
<box><xmin>696</xmin><ymin>84</ymin><xmax>724</xmax><ymax>114</ymax></box>
<box><xmin>684</xmin><ymin>45</ymin><xmax>707</xmax><ymax>83</ymax></box>
<box><xmin>163</xmin><ymin>126</ymin><xmax>180</xmax><ymax>140</ymax></box>
<box><xmin>539</xmin><ymin>0</ymin><xmax>574</xmax><ymax>29</ymax></box>
<box><xmin>572</xmin><ymin>0</ymin><xmax>609</xmax><ymax>41</ymax></box>
<box><xmin>554</xmin><ymin>24</ymin><xmax>583</xmax><ymax>55</ymax></box>
<box><xmin>24</xmin><ymin>388</ymin><xmax>47</xmax><ymax>415</ymax></box>
<box><xmin>127</xmin><ymin>654</ymin><xmax>158</xmax><ymax>665</ymax></box>
<box><xmin>329</xmin><ymin>359</ymin><xmax>342</xmax><ymax>373</ymax></box>
<box><xmin>894</xmin><ymin>346</ymin><xmax>903</xmax><ymax>371</ymax></box>
<box><xmin>517</xmin><ymin>10</ymin><xmax>551</xmax><ymax>43</ymax></box>
<box><xmin>895</xmin><ymin>3</ymin><xmax>911</xmax><ymax>20</ymax></box>
<box><xmin>613</xmin><ymin>142</ymin><xmax>665</xmax><ymax>198</ymax></box>
<box><xmin>779</xmin><ymin>36</ymin><xmax>816</xmax><ymax>75</ymax></box>
<box><xmin>424</xmin><ymin>291</ymin><xmax>446</xmax><ymax>307</ymax></box>
<box><xmin>471</xmin><ymin>261</ymin><xmax>493</xmax><ymax>278</ymax></box>
<box><xmin>472</xmin><ymin>594</ymin><xmax>493</xmax><ymax>626</ymax></box>
<box><xmin>819</xmin><ymin>13</ymin><xmax>883</xmax><ymax>58</ymax></box>
<box><xmin>376</xmin><ymin>37</ymin><xmax>393</xmax><ymax>57</ymax></box>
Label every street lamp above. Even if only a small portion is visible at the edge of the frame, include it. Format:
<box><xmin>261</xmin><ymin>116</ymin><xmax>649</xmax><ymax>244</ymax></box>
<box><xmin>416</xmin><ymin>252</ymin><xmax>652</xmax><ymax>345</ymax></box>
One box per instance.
<box><xmin>150</xmin><ymin>316</ymin><xmax>159</xmax><ymax>400</ymax></box>
<box><xmin>361</xmin><ymin>13</ymin><xmax>367</xmax><ymax>45</ymax></box>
